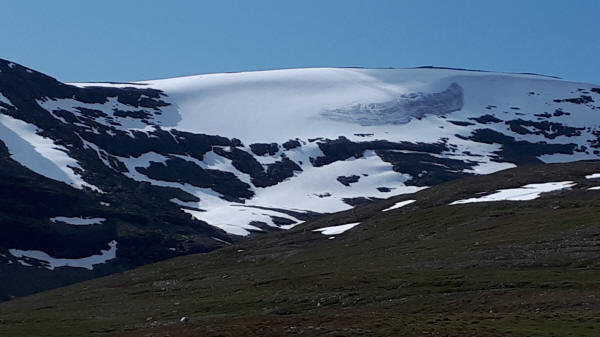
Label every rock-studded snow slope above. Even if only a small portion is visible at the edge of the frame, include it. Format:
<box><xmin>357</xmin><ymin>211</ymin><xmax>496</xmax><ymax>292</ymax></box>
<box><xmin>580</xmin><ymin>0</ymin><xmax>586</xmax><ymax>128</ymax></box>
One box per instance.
<box><xmin>2</xmin><ymin>60</ymin><xmax>600</xmax><ymax>238</ymax></box>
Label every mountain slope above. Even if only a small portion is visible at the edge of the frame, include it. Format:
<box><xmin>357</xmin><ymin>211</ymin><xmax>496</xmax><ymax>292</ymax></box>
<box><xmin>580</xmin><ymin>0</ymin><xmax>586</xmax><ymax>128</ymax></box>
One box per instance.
<box><xmin>0</xmin><ymin>58</ymin><xmax>599</xmax><ymax>299</ymax></box>
<box><xmin>1</xmin><ymin>160</ymin><xmax>599</xmax><ymax>337</ymax></box>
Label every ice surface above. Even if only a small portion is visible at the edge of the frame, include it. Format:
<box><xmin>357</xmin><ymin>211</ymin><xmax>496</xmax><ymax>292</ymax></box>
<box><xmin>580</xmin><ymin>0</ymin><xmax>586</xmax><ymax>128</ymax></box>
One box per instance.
<box><xmin>313</xmin><ymin>222</ymin><xmax>361</xmax><ymax>235</ymax></box>
<box><xmin>322</xmin><ymin>82</ymin><xmax>463</xmax><ymax>125</ymax></box>
<box><xmin>450</xmin><ymin>181</ymin><xmax>575</xmax><ymax>204</ymax></box>
<box><xmin>382</xmin><ymin>199</ymin><xmax>416</xmax><ymax>212</ymax></box>
<box><xmin>9</xmin><ymin>240</ymin><xmax>117</xmax><ymax>270</ymax></box>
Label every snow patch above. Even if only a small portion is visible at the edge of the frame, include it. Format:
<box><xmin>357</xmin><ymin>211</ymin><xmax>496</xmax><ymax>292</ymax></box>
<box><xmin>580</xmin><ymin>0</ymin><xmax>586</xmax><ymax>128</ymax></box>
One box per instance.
<box><xmin>450</xmin><ymin>181</ymin><xmax>575</xmax><ymax>204</ymax></box>
<box><xmin>8</xmin><ymin>240</ymin><xmax>117</xmax><ymax>270</ymax></box>
<box><xmin>176</xmin><ymin>198</ymin><xmax>304</xmax><ymax>236</ymax></box>
<box><xmin>464</xmin><ymin>161</ymin><xmax>516</xmax><ymax>174</ymax></box>
<box><xmin>313</xmin><ymin>222</ymin><xmax>361</xmax><ymax>235</ymax></box>
<box><xmin>0</xmin><ymin>114</ymin><xmax>98</xmax><ymax>190</ymax></box>
<box><xmin>382</xmin><ymin>199</ymin><xmax>416</xmax><ymax>212</ymax></box>
<box><xmin>0</xmin><ymin>93</ymin><xmax>14</xmax><ymax>108</ymax></box>
<box><xmin>50</xmin><ymin>217</ymin><xmax>106</xmax><ymax>225</ymax></box>
<box><xmin>17</xmin><ymin>260</ymin><xmax>32</xmax><ymax>267</ymax></box>
<box><xmin>127</xmin><ymin>146</ymin><xmax>420</xmax><ymax>236</ymax></box>
<box><xmin>585</xmin><ymin>173</ymin><xmax>600</xmax><ymax>179</ymax></box>
<box><xmin>250</xmin><ymin>150</ymin><xmax>423</xmax><ymax>213</ymax></box>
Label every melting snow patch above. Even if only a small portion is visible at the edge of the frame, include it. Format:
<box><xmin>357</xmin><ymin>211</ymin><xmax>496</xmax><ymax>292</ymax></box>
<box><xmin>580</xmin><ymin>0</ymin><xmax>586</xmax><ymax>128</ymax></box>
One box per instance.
<box><xmin>382</xmin><ymin>199</ymin><xmax>416</xmax><ymax>212</ymax></box>
<box><xmin>586</xmin><ymin>173</ymin><xmax>600</xmax><ymax>179</ymax></box>
<box><xmin>450</xmin><ymin>181</ymin><xmax>575</xmax><ymax>205</ymax></box>
<box><xmin>8</xmin><ymin>240</ymin><xmax>117</xmax><ymax>270</ymax></box>
<box><xmin>588</xmin><ymin>186</ymin><xmax>600</xmax><ymax>191</ymax></box>
<box><xmin>313</xmin><ymin>222</ymin><xmax>360</xmax><ymax>235</ymax></box>
<box><xmin>50</xmin><ymin>217</ymin><xmax>106</xmax><ymax>225</ymax></box>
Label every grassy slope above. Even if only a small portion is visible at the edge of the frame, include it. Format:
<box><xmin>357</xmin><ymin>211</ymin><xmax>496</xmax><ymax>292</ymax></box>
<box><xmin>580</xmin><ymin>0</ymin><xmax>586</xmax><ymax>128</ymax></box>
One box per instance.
<box><xmin>1</xmin><ymin>161</ymin><xmax>600</xmax><ymax>337</ymax></box>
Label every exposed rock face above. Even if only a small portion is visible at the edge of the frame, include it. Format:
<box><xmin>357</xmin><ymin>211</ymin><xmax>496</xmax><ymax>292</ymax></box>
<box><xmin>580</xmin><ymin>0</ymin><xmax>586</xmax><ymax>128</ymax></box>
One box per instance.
<box><xmin>337</xmin><ymin>175</ymin><xmax>361</xmax><ymax>186</ymax></box>
<box><xmin>250</xmin><ymin>143</ymin><xmax>279</xmax><ymax>156</ymax></box>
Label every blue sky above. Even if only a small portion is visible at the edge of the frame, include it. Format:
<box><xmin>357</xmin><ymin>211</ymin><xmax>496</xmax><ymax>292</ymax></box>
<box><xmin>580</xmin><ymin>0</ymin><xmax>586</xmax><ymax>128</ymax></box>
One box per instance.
<box><xmin>3</xmin><ymin>0</ymin><xmax>599</xmax><ymax>83</ymax></box>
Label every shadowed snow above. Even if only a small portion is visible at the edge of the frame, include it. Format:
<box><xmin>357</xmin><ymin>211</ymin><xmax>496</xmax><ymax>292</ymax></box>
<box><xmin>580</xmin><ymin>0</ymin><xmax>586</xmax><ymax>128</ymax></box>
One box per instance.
<box><xmin>50</xmin><ymin>217</ymin><xmax>106</xmax><ymax>225</ymax></box>
<box><xmin>0</xmin><ymin>93</ymin><xmax>14</xmax><ymax>107</ymax></box>
<box><xmin>8</xmin><ymin>240</ymin><xmax>117</xmax><ymax>270</ymax></box>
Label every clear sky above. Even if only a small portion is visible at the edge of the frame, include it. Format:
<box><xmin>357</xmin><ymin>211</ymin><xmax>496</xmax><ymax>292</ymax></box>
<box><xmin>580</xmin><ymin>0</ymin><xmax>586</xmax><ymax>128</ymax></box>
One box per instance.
<box><xmin>3</xmin><ymin>0</ymin><xmax>599</xmax><ymax>84</ymax></box>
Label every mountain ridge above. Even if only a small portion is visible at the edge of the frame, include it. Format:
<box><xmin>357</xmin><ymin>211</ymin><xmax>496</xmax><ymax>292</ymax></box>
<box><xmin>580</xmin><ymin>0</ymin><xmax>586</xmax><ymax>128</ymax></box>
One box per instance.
<box><xmin>66</xmin><ymin>65</ymin><xmax>566</xmax><ymax>84</ymax></box>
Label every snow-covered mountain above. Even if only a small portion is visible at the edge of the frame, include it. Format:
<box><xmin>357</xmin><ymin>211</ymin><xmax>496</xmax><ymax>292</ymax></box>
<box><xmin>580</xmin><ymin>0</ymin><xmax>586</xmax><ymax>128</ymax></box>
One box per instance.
<box><xmin>0</xmin><ymin>58</ymin><xmax>599</xmax><ymax>298</ymax></box>
<box><xmin>71</xmin><ymin>66</ymin><xmax>599</xmax><ymax>234</ymax></box>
